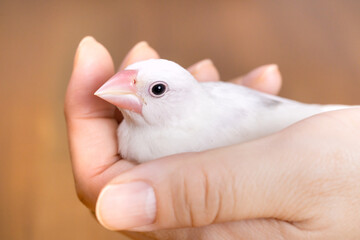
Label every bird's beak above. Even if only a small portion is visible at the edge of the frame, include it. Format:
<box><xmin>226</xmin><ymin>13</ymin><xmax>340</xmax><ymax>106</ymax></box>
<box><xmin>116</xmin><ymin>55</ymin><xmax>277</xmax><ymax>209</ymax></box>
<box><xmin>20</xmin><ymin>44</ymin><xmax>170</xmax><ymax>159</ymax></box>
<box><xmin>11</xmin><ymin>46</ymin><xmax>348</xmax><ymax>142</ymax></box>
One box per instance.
<box><xmin>94</xmin><ymin>70</ymin><xmax>142</xmax><ymax>114</ymax></box>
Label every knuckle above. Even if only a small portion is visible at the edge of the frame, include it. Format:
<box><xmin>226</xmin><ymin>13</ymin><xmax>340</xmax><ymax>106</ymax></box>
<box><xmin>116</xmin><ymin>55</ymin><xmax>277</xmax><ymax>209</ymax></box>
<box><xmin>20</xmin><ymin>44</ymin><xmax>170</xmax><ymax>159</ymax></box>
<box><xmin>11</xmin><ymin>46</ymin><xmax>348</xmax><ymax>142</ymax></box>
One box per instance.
<box><xmin>171</xmin><ymin>163</ymin><xmax>225</xmax><ymax>227</ymax></box>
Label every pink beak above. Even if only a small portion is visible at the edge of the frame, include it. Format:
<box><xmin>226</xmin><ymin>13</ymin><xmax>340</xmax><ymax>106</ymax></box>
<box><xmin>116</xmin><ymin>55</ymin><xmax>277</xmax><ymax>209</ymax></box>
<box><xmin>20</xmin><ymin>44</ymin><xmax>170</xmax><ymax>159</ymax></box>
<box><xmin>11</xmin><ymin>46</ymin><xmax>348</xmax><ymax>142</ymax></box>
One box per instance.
<box><xmin>94</xmin><ymin>70</ymin><xmax>142</xmax><ymax>114</ymax></box>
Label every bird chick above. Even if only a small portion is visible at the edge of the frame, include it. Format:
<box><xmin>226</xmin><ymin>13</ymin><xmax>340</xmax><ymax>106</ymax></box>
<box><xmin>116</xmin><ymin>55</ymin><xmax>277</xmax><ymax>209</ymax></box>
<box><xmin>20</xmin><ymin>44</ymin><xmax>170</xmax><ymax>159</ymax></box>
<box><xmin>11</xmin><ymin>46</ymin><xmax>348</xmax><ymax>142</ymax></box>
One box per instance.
<box><xmin>95</xmin><ymin>59</ymin><xmax>355</xmax><ymax>163</ymax></box>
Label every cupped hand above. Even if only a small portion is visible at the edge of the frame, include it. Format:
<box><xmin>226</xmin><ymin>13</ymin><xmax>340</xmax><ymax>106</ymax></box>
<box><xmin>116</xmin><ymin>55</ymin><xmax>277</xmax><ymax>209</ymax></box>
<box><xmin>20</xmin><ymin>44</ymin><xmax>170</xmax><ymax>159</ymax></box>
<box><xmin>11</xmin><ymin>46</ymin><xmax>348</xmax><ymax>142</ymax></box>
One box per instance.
<box><xmin>96</xmin><ymin>108</ymin><xmax>360</xmax><ymax>240</ymax></box>
<box><xmin>65</xmin><ymin>37</ymin><xmax>282</xmax><ymax>239</ymax></box>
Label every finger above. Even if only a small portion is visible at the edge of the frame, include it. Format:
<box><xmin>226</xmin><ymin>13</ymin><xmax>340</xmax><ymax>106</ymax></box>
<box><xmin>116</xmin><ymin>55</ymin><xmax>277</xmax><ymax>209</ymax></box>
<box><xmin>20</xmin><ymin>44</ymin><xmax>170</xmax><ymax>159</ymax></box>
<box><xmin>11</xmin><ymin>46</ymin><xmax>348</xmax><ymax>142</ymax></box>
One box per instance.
<box><xmin>187</xmin><ymin>59</ymin><xmax>220</xmax><ymax>82</ymax></box>
<box><xmin>65</xmin><ymin>36</ymin><xmax>115</xmax><ymax>119</ymax></box>
<box><xmin>65</xmin><ymin>37</ymin><xmax>135</xmax><ymax>209</ymax></box>
<box><xmin>230</xmin><ymin>64</ymin><xmax>282</xmax><ymax>95</ymax></box>
<box><xmin>119</xmin><ymin>41</ymin><xmax>160</xmax><ymax>71</ymax></box>
<box><xmin>94</xmin><ymin>130</ymin><xmax>313</xmax><ymax>231</ymax></box>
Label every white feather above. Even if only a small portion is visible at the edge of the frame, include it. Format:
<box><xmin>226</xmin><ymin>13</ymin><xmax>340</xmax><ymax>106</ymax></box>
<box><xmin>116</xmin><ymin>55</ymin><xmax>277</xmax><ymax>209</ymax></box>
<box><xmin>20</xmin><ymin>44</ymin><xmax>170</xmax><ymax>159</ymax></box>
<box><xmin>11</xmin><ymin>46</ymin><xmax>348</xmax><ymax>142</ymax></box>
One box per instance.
<box><xmin>117</xmin><ymin>59</ymin><xmax>356</xmax><ymax>163</ymax></box>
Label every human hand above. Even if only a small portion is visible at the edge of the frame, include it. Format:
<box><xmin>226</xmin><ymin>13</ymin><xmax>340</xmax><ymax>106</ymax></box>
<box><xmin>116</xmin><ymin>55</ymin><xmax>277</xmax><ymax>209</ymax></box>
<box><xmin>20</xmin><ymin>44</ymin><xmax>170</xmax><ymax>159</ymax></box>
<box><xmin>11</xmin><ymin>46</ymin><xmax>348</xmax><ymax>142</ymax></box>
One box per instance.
<box><xmin>64</xmin><ymin>37</ymin><xmax>282</xmax><ymax>239</ymax></box>
<box><xmin>96</xmin><ymin>108</ymin><xmax>360</xmax><ymax>240</ymax></box>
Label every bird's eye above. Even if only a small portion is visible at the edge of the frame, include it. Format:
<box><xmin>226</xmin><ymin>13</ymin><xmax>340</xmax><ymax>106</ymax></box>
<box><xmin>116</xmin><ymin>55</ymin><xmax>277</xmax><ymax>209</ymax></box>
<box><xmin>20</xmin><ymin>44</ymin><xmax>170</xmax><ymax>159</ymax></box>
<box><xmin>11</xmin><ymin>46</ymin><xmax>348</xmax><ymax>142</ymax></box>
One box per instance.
<box><xmin>149</xmin><ymin>81</ymin><xmax>168</xmax><ymax>97</ymax></box>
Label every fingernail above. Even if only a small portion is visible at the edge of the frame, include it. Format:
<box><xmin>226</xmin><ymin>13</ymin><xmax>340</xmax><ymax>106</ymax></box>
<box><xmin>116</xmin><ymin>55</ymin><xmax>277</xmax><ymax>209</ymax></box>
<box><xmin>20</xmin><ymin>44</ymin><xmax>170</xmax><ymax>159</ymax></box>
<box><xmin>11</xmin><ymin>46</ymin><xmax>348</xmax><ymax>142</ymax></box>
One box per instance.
<box><xmin>263</xmin><ymin>64</ymin><xmax>279</xmax><ymax>79</ymax></box>
<box><xmin>96</xmin><ymin>182</ymin><xmax>156</xmax><ymax>230</ymax></box>
<box><xmin>74</xmin><ymin>36</ymin><xmax>96</xmax><ymax>67</ymax></box>
<box><xmin>79</xmin><ymin>36</ymin><xmax>96</xmax><ymax>48</ymax></box>
<box><xmin>132</xmin><ymin>41</ymin><xmax>149</xmax><ymax>51</ymax></box>
<box><xmin>189</xmin><ymin>59</ymin><xmax>213</xmax><ymax>72</ymax></box>
<box><xmin>120</xmin><ymin>41</ymin><xmax>156</xmax><ymax>70</ymax></box>
<box><xmin>126</xmin><ymin>41</ymin><xmax>150</xmax><ymax>59</ymax></box>
<box><xmin>189</xmin><ymin>59</ymin><xmax>220</xmax><ymax>81</ymax></box>
<box><xmin>243</xmin><ymin>64</ymin><xmax>279</xmax><ymax>86</ymax></box>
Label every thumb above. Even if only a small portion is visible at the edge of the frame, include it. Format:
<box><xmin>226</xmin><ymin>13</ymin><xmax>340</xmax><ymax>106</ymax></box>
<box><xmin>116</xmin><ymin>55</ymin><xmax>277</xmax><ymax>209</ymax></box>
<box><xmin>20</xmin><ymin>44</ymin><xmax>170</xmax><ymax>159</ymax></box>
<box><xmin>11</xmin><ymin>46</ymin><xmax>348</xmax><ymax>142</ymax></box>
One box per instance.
<box><xmin>95</xmin><ymin>133</ymin><xmax>310</xmax><ymax>231</ymax></box>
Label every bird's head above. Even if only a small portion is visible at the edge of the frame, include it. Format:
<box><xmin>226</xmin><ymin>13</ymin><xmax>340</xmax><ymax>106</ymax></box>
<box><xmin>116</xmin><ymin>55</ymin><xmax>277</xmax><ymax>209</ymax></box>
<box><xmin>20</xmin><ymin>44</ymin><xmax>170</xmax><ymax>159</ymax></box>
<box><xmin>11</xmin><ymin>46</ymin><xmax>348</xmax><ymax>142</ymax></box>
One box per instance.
<box><xmin>95</xmin><ymin>59</ymin><xmax>203</xmax><ymax>125</ymax></box>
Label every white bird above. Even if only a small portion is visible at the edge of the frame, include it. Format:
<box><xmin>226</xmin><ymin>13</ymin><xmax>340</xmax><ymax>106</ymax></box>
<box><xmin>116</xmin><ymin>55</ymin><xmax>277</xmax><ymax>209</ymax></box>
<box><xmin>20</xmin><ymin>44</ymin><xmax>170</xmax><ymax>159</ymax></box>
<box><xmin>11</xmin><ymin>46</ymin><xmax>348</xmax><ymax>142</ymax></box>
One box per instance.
<box><xmin>95</xmin><ymin>59</ymin><xmax>355</xmax><ymax>163</ymax></box>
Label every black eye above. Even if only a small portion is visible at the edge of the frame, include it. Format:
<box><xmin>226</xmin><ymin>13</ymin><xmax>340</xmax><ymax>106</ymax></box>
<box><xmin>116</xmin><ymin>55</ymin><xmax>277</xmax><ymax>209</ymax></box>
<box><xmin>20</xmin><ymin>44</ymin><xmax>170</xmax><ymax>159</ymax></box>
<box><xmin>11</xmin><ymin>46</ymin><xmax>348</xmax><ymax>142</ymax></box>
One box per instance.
<box><xmin>149</xmin><ymin>81</ymin><xmax>168</xmax><ymax>97</ymax></box>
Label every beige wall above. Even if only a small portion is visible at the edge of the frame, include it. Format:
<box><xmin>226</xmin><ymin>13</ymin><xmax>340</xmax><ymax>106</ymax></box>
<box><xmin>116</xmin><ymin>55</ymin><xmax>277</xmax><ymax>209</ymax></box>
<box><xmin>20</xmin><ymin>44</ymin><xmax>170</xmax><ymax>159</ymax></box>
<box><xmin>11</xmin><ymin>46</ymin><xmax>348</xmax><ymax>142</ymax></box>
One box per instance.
<box><xmin>1</xmin><ymin>1</ymin><xmax>360</xmax><ymax>239</ymax></box>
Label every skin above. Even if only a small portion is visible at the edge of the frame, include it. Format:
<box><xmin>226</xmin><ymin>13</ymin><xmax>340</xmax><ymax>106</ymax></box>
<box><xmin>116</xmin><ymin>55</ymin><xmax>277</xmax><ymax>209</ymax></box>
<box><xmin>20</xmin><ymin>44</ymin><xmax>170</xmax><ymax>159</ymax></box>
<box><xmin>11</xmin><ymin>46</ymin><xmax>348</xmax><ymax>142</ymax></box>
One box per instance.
<box><xmin>65</xmin><ymin>37</ymin><xmax>360</xmax><ymax>240</ymax></box>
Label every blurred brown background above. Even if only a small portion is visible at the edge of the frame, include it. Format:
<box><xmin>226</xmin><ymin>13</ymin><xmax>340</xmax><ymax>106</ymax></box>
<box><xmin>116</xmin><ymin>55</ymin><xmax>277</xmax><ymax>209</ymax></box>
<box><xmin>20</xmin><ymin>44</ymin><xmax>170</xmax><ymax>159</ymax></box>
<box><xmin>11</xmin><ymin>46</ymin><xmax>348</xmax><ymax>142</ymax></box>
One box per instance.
<box><xmin>1</xmin><ymin>0</ymin><xmax>360</xmax><ymax>239</ymax></box>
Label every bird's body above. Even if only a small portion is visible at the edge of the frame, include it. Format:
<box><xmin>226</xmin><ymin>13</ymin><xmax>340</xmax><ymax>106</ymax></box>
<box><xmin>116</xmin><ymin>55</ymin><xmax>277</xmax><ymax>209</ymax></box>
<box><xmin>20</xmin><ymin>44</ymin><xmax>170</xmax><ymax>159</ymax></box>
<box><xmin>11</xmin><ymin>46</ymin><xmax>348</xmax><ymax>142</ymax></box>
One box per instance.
<box><xmin>95</xmin><ymin>59</ymin><xmax>355</xmax><ymax>163</ymax></box>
